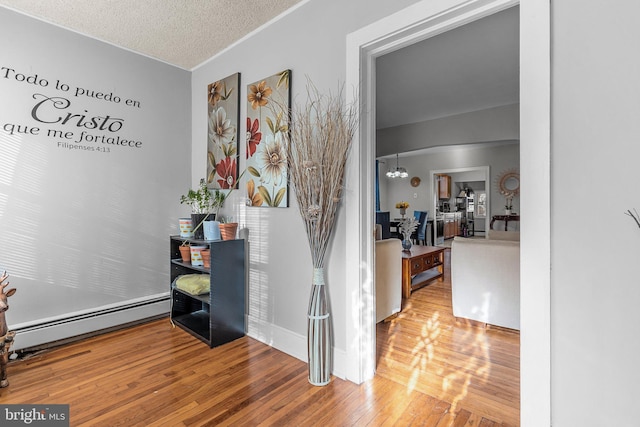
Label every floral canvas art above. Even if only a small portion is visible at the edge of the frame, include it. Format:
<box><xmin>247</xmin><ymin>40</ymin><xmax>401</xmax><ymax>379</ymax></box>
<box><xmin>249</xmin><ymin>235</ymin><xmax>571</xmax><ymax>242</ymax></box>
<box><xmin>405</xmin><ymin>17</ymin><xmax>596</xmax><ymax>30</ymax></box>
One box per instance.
<box><xmin>245</xmin><ymin>70</ymin><xmax>290</xmax><ymax>207</ymax></box>
<box><xmin>207</xmin><ymin>73</ymin><xmax>240</xmax><ymax>189</ymax></box>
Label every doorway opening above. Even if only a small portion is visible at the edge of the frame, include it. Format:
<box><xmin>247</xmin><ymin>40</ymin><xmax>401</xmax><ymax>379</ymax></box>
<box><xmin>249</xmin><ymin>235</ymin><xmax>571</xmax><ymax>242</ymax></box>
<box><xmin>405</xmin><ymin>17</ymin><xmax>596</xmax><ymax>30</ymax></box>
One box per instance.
<box><xmin>345</xmin><ymin>0</ymin><xmax>550</xmax><ymax>424</ymax></box>
<box><xmin>431</xmin><ymin>165</ymin><xmax>492</xmax><ymax>244</ymax></box>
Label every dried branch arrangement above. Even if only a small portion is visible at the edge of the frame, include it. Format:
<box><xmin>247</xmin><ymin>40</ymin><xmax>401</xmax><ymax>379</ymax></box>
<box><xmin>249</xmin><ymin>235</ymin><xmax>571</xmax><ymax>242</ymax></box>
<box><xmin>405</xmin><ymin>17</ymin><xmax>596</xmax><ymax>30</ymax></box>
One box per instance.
<box><xmin>399</xmin><ymin>216</ymin><xmax>419</xmax><ymax>239</ymax></box>
<box><xmin>285</xmin><ymin>81</ymin><xmax>359</xmax><ymax>268</ymax></box>
<box><xmin>625</xmin><ymin>208</ymin><xmax>640</xmax><ymax>228</ymax></box>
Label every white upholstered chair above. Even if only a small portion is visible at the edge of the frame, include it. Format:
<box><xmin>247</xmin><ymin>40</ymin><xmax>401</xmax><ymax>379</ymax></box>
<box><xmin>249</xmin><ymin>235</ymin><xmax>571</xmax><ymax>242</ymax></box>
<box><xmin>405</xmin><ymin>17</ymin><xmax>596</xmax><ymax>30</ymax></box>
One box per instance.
<box><xmin>374</xmin><ymin>225</ymin><xmax>402</xmax><ymax>322</ymax></box>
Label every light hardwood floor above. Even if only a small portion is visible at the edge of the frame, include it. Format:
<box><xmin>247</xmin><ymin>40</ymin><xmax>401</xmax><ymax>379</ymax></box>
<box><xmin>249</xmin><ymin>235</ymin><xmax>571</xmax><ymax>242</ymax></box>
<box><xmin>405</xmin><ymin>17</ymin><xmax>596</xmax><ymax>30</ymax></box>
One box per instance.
<box><xmin>1</xmin><ymin>250</ymin><xmax>519</xmax><ymax>426</ymax></box>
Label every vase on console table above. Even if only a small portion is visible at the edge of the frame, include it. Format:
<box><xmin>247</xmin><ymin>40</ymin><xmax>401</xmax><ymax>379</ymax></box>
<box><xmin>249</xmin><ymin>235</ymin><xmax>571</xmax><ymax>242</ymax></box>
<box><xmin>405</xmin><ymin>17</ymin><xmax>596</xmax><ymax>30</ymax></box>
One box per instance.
<box><xmin>402</xmin><ymin>236</ymin><xmax>412</xmax><ymax>251</ymax></box>
<box><xmin>505</xmin><ymin>209</ymin><xmax>512</xmax><ymax>215</ymax></box>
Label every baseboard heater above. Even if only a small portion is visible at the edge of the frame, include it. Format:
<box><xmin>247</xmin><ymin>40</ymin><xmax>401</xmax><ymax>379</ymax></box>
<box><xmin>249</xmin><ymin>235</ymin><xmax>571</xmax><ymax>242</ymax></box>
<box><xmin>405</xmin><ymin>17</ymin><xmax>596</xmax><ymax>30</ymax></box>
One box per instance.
<box><xmin>10</xmin><ymin>293</ymin><xmax>170</xmax><ymax>352</ymax></box>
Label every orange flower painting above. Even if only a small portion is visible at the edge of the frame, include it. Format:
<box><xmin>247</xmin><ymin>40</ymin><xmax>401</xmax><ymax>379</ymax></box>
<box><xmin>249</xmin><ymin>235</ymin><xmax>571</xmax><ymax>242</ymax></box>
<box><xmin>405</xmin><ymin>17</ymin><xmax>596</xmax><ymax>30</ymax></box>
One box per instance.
<box><xmin>248</xmin><ymin>80</ymin><xmax>272</xmax><ymax>110</ymax></box>
<box><xmin>245</xmin><ymin>69</ymin><xmax>290</xmax><ymax>208</ymax></box>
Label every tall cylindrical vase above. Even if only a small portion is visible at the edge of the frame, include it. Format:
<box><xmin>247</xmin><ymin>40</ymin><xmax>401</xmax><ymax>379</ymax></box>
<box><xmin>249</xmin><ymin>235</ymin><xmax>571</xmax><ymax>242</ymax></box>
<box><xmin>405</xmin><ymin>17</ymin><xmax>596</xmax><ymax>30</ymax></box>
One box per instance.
<box><xmin>308</xmin><ymin>267</ymin><xmax>331</xmax><ymax>386</ymax></box>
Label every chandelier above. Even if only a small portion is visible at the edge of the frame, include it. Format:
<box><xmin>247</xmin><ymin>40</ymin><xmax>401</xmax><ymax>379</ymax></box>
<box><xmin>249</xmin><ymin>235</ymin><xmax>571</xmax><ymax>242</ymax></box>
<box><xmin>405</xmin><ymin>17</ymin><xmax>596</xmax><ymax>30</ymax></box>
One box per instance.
<box><xmin>386</xmin><ymin>153</ymin><xmax>408</xmax><ymax>178</ymax></box>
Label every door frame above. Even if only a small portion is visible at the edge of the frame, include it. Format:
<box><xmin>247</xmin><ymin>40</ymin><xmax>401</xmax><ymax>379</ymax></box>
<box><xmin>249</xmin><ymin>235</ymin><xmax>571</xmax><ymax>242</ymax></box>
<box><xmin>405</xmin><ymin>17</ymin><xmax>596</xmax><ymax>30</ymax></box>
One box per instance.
<box><xmin>344</xmin><ymin>0</ymin><xmax>550</xmax><ymax>425</ymax></box>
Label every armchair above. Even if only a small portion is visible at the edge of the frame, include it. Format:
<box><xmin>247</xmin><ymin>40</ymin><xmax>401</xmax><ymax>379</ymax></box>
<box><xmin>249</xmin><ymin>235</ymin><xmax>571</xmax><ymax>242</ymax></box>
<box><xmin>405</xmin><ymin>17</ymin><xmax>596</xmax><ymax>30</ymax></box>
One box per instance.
<box><xmin>376</xmin><ymin>211</ymin><xmax>391</xmax><ymax>239</ymax></box>
<box><xmin>411</xmin><ymin>210</ymin><xmax>428</xmax><ymax>245</ymax></box>
<box><xmin>375</xmin><ymin>232</ymin><xmax>402</xmax><ymax>322</ymax></box>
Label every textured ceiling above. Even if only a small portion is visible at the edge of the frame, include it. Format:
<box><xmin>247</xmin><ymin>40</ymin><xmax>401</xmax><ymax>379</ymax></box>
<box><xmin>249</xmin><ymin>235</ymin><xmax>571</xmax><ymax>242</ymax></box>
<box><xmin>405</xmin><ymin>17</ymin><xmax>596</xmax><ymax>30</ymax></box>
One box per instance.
<box><xmin>0</xmin><ymin>0</ymin><xmax>305</xmax><ymax>70</ymax></box>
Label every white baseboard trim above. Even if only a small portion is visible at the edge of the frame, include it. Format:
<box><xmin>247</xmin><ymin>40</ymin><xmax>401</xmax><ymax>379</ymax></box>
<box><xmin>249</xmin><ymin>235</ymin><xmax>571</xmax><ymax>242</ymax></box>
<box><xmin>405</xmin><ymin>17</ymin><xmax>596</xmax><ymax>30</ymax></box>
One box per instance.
<box><xmin>247</xmin><ymin>315</ymin><xmax>347</xmax><ymax>380</ymax></box>
<box><xmin>11</xmin><ymin>297</ymin><xmax>170</xmax><ymax>351</ymax></box>
<box><xmin>11</xmin><ymin>303</ymin><xmax>349</xmax><ymax>381</ymax></box>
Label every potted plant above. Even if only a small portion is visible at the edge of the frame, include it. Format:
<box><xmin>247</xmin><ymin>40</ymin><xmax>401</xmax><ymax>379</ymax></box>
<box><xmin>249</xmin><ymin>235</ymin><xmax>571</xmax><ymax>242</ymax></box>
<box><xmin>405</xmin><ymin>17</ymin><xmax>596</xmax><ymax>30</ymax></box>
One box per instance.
<box><xmin>178</xmin><ymin>243</ymin><xmax>192</xmax><ymax>262</ymax></box>
<box><xmin>213</xmin><ymin>170</ymin><xmax>245</xmax><ymax>240</ymax></box>
<box><xmin>218</xmin><ymin>216</ymin><xmax>239</xmax><ymax>240</ymax></box>
<box><xmin>504</xmin><ymin>194</ymin><xmax>513</xmax><ymax>215</ymax></box>
<box><xmin>201</xmin><ymin>248</ymin><xmax>211</xmax><ymax>268</ymax></box>
<box><xmin>395</xmin><ymin>201</ymin><xmax>409</xmax><ymax>218</ymax></box>
<box><xmin>180</xmin><ymin>178</ymin><xmax>224</xmax><ymax>239</ymax></box>
<box><xmin>398</xmin><ymin>215</ymin><xmax>419</xmax><ymax>251</ymax></box>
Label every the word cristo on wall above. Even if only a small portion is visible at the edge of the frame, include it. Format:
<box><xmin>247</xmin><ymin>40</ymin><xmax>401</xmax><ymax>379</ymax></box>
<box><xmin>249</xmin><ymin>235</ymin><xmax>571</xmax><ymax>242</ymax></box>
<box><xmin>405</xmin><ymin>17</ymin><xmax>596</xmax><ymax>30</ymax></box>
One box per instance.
<box><xmin>31</xmin><ymin>94</ymin><xmax>124</xmax><ymax>132</ymax></box>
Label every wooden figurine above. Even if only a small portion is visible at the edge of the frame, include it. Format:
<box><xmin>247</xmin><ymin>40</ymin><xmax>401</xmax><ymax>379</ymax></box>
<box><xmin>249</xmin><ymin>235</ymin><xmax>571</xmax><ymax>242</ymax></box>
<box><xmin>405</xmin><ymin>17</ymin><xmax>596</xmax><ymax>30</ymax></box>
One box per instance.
<box><xmin>0</xmin><ymin>271</ymin><xmax>16</xmax><ymax>388</ymax></box>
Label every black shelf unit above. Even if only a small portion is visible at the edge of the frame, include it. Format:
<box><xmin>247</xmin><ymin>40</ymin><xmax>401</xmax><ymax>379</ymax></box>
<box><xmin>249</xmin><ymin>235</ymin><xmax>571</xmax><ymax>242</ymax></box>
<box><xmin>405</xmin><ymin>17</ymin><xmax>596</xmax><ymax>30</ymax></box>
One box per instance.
<box><xmin>170</xmin><ymin>235</ymin><xmax>245</xmax><ymax>348</ymax></box>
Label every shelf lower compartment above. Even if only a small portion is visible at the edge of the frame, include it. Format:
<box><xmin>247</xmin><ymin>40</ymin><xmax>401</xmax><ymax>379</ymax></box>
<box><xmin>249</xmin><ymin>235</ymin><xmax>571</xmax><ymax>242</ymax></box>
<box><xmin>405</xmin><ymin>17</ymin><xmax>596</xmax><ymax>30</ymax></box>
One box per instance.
<box><xmin>173</xmin><ymin>311</ymin><xmax>211</xmax><ymax>345</ymax></box>
<box><xmin>172</xmin><ymin>310</ymin><xmax>245</xmax><ymax>349</ymax></box>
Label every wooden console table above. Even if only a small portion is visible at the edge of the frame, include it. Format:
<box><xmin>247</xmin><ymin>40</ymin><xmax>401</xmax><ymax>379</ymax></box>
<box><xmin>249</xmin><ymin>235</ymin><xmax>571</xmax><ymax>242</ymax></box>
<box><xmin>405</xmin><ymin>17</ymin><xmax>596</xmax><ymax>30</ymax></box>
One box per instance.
<box><xmin>401</xmin><ymin>246</ymin><xmax>445</xmax><ymax>298</ymax></box>
<box><xmin>490</xmin><ymin>214</ymin><xmax>520</xmax><ymax>230</ymax></box>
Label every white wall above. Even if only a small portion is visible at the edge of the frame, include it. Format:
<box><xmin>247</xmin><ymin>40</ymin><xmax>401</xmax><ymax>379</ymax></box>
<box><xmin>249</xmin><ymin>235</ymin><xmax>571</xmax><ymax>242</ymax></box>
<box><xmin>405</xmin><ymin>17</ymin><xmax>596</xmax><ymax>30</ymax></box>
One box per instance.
<box><xmin>376</xmin><ymin>103</ymin><xmax>519</xmax><ymax>157</ymax></box>
<box><xmin>191</xmin><ymin>0</ymin><xmax>421</xmax><ymax>373</ymax></box>
<box><xmin>0</xmin><ymin>7</ymin><xmax>190</xmax><ymax>346</ymax></box>
<box><xmin>552</xmin><ymin>1</ymin><xmax>640</xmax><ymax>425</ymax></box>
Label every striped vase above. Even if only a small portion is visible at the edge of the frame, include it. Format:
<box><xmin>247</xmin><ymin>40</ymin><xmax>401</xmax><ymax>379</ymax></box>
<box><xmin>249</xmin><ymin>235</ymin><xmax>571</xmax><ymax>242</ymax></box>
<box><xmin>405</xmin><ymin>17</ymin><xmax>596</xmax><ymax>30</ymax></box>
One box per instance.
<box><xmin>307</xmin><ymin>267</ymin><xmax>331</xmax><ymax>386</ymax></box>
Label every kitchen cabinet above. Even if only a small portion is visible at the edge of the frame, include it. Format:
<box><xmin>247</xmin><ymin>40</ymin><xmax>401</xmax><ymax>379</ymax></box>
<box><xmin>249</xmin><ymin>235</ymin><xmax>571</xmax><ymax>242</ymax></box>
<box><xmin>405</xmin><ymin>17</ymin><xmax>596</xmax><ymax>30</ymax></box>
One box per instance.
<box><xmin>444</xmin><ymin>216</ymin><xmax>454</xmax><ymax>239</ymax></box>
<box><xmin>436</xmin><ymin>174</ymin><xmax>451</xmax><ymax>199</ymax></box>
<box><xmin>443</xmin><ymin>212</ymin><xmax>462</xmax><ymax>239</ymax></box>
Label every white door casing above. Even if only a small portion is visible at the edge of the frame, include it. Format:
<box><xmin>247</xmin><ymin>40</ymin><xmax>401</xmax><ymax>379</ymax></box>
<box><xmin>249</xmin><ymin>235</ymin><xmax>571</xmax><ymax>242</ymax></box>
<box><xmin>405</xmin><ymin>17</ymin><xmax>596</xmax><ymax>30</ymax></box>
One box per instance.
<box><xmin>344</xmin><ymin>1</ymin><xmax>550</xmax><ymax>425</ymax></box>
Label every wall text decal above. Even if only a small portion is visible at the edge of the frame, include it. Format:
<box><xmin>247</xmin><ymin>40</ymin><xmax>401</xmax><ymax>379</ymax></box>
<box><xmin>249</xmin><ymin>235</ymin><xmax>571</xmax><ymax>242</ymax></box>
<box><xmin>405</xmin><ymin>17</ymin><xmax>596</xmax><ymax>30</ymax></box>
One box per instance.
<box><xmin>1</xmin><ymin>65</ymin><xmax>144</xmax><ymax>154</ymax></box>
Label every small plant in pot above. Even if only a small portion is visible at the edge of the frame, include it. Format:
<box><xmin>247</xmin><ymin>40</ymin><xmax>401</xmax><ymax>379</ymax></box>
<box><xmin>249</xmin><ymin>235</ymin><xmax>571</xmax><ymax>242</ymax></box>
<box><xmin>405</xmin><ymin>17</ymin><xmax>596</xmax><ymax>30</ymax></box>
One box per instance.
<box><xmin>218</xmin><ymin>216</ymin><xmax>239</xmax><ymax>240</ymax></box>
<box><xmin>178</xmin><ymin>244</ymin><xmax>191</xmax><ymax>262</ymax></box>
<box><xmin>180</xmin><ymin>179</ymin><xmax>224</xmax><ymax>240</ymax></box>
<box><xmin>211</xmin><ymin>170</ymin><xmax>245</xmax><ymax>240</ymax></box>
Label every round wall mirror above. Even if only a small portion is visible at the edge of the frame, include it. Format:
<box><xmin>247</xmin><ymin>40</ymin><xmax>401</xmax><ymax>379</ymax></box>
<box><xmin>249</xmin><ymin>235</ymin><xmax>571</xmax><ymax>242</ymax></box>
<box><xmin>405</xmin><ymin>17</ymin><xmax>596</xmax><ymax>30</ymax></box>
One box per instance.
<box><xmin>497</xmin><ymin>170</ymin><xmax>520</xmax><ymax>196</ymax></box>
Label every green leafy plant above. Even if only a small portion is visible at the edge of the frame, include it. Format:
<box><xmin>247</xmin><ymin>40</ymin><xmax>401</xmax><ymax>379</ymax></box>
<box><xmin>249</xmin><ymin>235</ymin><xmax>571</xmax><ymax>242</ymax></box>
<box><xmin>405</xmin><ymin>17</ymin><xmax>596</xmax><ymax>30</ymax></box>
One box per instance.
<box><xmin>180</xmin><ymin>172</ymin><xmax>246</xmax><ymax>227</ymax></box>
<box><xmin>180</xmin><ymin>179</ymin><xmax>224</xmax><ymax>214</ymax></box>
<box><xmin>179</xmin><ymin>179</ymin><xmax>224</xmax><ymax>246</ymax></box>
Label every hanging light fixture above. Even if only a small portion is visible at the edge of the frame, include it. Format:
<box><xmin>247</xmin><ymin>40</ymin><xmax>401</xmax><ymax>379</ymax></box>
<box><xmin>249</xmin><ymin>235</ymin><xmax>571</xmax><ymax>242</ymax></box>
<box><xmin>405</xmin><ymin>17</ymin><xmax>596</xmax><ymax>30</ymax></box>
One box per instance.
<box><xmin>386</xmin><ymin>153</ymin><xmax>408</xmax><ymax>178</ymax></box>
